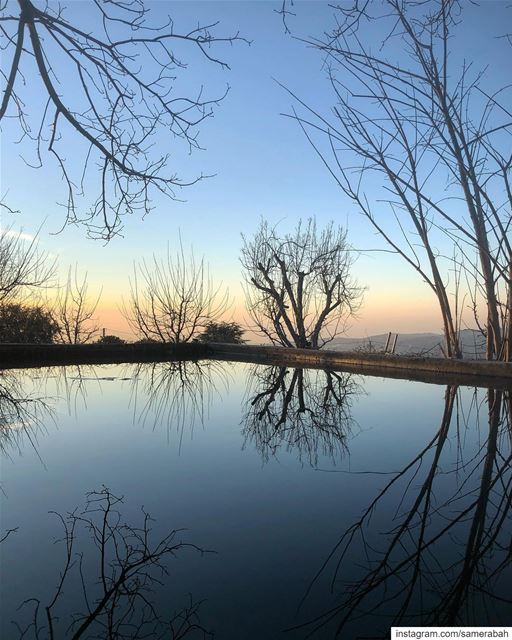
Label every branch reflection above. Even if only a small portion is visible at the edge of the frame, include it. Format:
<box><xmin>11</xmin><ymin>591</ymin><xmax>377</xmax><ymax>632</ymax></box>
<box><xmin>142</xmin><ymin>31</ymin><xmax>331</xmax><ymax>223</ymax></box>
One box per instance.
<box><xmin>51</xmin><ymin>364</ymin><xmax>104</xmax><ymax>416</ymax></box>
<box><xmin>298</xmin><ymin>387</ymin><xmax>512</xmax><ymax>637</ymax></box>
<box><xmin>129</xmin><ymin>360</ymin><xmax>230</xmax><ymax>445</ymax></box>
<box><xmin>0</xmin><ymin>365</ymin><xmax>100</xmax><ymax>458</ymax></box>
<box><xmin>0</xmin><ymin>369</ymin><xmax>53</xmax><ymax>457</ymax></box>
<box><xmin>242</xmin><ymin>366</ymin><xmax>361</xmax><ymax>465</ymax></box>
<box><xmin>11</xmin><ymin>487</ymin><xmax>212</xmax><ymax>640</ymax></box>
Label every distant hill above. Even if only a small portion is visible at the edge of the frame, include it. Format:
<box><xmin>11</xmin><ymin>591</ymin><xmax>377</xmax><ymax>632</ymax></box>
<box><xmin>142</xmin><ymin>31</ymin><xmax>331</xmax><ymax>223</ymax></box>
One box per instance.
<box><xmin>329</xmin><ymin>329</ymin><xmax>486</xmax><ymax>358</ymax></box>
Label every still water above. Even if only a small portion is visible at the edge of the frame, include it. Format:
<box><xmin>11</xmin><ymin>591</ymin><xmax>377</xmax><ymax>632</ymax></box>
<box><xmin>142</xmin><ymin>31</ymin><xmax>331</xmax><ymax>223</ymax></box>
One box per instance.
<box><xmin>0</xmin><ymin>361</ymin><xmax>510</xmax><ymax>639</ymax></box>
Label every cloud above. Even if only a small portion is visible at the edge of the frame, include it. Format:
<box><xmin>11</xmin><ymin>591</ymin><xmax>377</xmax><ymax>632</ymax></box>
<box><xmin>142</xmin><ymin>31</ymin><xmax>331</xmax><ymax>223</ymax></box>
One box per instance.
<box><xmin>1</xmin><ymin>229</ymin><xmax>36</xmax><ymax>243</ymax></box>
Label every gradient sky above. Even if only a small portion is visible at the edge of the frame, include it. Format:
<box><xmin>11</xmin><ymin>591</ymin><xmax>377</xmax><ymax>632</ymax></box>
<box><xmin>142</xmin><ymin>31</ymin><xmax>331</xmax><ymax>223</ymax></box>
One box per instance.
<box><xmin>1</xmin><ymin>0</ymin><xmax>510</xmax><ymax>340</ymax></box>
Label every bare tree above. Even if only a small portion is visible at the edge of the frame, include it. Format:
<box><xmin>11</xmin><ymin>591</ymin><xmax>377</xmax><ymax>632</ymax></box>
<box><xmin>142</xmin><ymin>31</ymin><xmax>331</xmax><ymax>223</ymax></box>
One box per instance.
<box><xmin>241</xmin><ymin>218</ymin><xmax>362</xmax><ymax>349</ymax></box>
<box><xmin>283</xmin><ymin>0</ymin><xmax>511</xmax><ymax>361</ymax></box>
<box><xmin>52</xmin><ymin>266</ymin><xmax>101</xmax><ymax>344</ymax></box>
<box><xmin>0</xmin><ymin>226</ymin><xmax>55</xmax><ymax>303</ymax></box>
<box><xmin>126</xmin><ymin>243</ymin><xmax>229</xmax><ymax>343</ymax></box>
<box><xmin>0</xmin><ymin>0</ymin><xmax>244</xmax><ymax>240</ymax></box>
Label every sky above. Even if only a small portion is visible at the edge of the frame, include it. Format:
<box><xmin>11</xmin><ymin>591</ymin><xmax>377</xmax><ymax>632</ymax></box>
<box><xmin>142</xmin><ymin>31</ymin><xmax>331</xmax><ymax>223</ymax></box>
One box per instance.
<box><xmin>1</xmin><ymin>0</ymin><xmax>510</xmax><ymax>341</ymax></box>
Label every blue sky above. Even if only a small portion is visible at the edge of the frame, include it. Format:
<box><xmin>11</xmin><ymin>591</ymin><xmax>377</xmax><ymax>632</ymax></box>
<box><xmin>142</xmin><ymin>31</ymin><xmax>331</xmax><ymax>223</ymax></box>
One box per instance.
<box><xmin>1</xmin><ymin>0</ymin><xmax>510</xmax><ymax>339</ymax></box>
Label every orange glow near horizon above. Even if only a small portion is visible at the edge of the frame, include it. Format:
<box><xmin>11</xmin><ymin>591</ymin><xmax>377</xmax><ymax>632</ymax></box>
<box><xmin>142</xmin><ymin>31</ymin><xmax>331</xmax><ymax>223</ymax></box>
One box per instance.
<box><xmin>95</xmin><ymin>303</ymin><xmax>133</xmax><ymax>340</ymax></box>
<box><xmin>95</xmin><ymin>288</ymin><xmax>446</xmax><ymax>343</ymax></box>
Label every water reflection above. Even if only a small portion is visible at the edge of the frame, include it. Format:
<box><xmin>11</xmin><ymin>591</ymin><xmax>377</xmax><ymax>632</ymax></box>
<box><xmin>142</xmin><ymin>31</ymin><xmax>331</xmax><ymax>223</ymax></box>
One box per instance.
<box><xmin>51</xmin><ymin>364</ymin><xmax>105</xmax><ymax>416</ymax></box>
<box><xmin>129</xmin><ymin>360</ymin><xmax>230</xmax><ymax>445</ymax></box>
<box><xmin>1</xmin><ymin>364</ymin><xmax>511</xmax><ymax>637</ymax></box>
<box><xmin>297</xmin><ymin>387</ymin><xmax>512</xmax><ymax>637</ymax></box>
<box><xmin>1</xmin><ymin>361</ymin><xmax>229</xmax><ymax>458</ymax></box>
<box><xmin>0</xmin><ymin>369</ymin><xmax>52</xmax><ymax>457</ymax></box>
<box><xmin>0</xmin><ymin>365</ymin><xmax>105</xmax><ymax>458</ymax></box>
<box><xmin>10</xmin><ymin>486</ymin><xmax>211</xmax><ymax>640</ymax></box>
<box><xmin>2</xmin><ymin>362</ymin><xmax>361</xmax><ymax>467</ymax></box>
<box><xmin>242</xmin><ymin>366</ymin><xmax>361</xmax><ymax>465</ymax></box>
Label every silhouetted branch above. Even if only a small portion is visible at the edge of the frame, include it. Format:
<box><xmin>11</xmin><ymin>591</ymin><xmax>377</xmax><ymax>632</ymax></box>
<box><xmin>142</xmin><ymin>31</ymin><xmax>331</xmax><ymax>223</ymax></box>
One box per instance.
<box><xmin>51</xmin><ymin>266</ymin><xmax>102</xmax><ymax>344</ymax></box>
<box><xmin>0</xmin><ymin>526</ymin><xmax>18</xmax><ymax>543</ymax></box>
<box><xmin>1</xmin><ymin>0</ymin><xmax>246</xmax><ymax>239</ymax></box>
<box><xmin>126</xmin><ymin>242</ymin><xmax>229</xmax><ymax>343</ymax></box>
<box><xmin>0</xmin><ymin>226</ymin><xmax>55</xmax><ymax>304</ymax></box>
<box><xmin>241</xmin><ymin>218</ymin><xmax>363</xmax><ymax>349</ymax></box>
<box><xmin>284</xmin><ymin>0</ymin><xmax>511</xmax><ymax>361</ymax></box>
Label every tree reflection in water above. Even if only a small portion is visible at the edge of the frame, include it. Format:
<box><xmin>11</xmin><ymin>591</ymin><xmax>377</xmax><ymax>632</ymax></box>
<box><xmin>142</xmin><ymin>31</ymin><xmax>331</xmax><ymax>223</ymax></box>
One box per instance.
<box><xmin>295</xmin><ymin>387</ymin><xmax>512</xmax><ymax>637</ymax></box>
<box><xmin>242</xmin><ymin>366</ymin><xmax>361</xmax><ymax>465</ymax></box>
<box><xmin>2</xmin><ymin>364</ymin><xmax>511</xmax><ymax>637</ymax></box>
<box><xmin>0</xmin><ymin>365</ymin><xmax>103</xmax><ymax>459</ymax></box>
<box><xmin>11</xmin><ymin>487</ymin><xmax>212</xmax><ymax>640</ymax></box>
<box><xmin>0</xmin><ymin>361</ymin><xmax>230</xmax><ymax>458</ymax></box>
<box><xmin>52</xmin><ymin>364</ymin><xmax>105</xmax><ymax>417</ymax></box>
<box><xmin>0</xmin><ymin>369</ymin><xmax>52</xmax><ymax>457</ymax></box>
<box><xmin>129</xmin><ymin>360</ymin><xmax>230</xmax><ymax>447</ymax></box>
